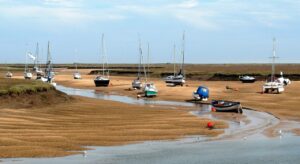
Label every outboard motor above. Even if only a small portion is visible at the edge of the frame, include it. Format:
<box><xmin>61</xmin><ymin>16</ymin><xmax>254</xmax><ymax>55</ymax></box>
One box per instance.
<box><xmin>193</xmin><ymin>86</ymin><xmax>209</xmax><ymax>101</ymax></box>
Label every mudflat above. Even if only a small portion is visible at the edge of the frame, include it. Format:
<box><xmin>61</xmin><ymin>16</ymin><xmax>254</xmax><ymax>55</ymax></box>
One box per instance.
<box><xmin>0</xmin><ymin>79</ymin><xmax>225</xmax><ymax>158</ymax></box>
<box><xmin>55</xmin><ymin>70</ymin><xmax>300</xmax><ymax>121</ymax></box>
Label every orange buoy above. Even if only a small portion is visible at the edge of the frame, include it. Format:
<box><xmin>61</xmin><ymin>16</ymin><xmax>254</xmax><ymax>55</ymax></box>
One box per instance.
<box><xmin>207</xmin><ymin>122</ymin><xmax>214</xmax><ymax>129</ymax></box>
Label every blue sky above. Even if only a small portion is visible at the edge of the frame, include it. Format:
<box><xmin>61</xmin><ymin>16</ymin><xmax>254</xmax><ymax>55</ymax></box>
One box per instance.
<box><xmin>0</xmin><ymin>0</ymin><xmax>299</xmax><ymax>64</ymax></box>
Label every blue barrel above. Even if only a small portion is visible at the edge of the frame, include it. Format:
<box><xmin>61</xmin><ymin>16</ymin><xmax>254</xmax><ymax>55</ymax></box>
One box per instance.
<box><xmin>196</xmin><ymin>86</ymin><xmax>209</xmax><ymax>99</ymax></box>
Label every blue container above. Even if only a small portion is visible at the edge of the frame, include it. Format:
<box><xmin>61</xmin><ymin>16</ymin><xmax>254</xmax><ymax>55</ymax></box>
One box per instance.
<box><xmin>196</xmin><ymin>86</ymin><xmax>209</xmax><ymax>99</ymax></box>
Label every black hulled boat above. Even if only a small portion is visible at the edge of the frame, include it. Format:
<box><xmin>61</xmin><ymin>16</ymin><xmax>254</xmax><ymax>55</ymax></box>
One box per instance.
<box><xmin>211</xmin><ymin>100</ymin><xmax>243</xmax><ymax>113</ymax></box>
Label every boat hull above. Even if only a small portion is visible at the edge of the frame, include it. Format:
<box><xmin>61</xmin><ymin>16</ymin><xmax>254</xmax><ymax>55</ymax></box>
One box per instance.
<box><xmin>212</xmin><ymin>100</ymin><xmax>243</xmax><ymax>113</ymax></box>
<box><xmin>94</xmin><ymin>79</ymin><xmax>110</xmax><ymax>87</ymax></box>
<box><xmin>74</xmin><ymin>75</ymin><xmax>81</xmax><ymax>79</ymax></box>
<box><xmin>240</xmin><ymin>79</ymin><xmax>256</xmax><ymax>83</ymax></box>
<box><xmin>165</xmin><ymin>80</ymin><xmax>185</xmax><ymax>86</ymax></box>
<box><xmin>132</xmin><ymin>80</ymin><xmax>142</xmax><ymax>89</ymax></box>
<box><xmin>145</xmin><ymin>90</ymin><xmax>157</xmax><ymax>97</ymax></box>
<box><xmin>263</xmin><ymin>82</ymin><xmax>284</xmax><ymax>94</ymax></box>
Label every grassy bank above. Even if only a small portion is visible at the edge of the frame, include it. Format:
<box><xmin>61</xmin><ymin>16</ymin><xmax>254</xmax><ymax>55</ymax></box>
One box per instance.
<box><xmin>0</xmin><ymin>78</ymin><xmax>54</xmax><ymax>95</ymax></box>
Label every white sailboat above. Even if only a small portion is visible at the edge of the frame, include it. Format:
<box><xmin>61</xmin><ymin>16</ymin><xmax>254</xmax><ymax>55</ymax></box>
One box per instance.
<box><xmin>94</xmin><ymin>34</ymin><xmax>110</xmax><ymax>87</ymax></box>
<box><xmin>5</xmin><ymin>71</ymin><xmax>13</xmax><ymax>78</ymax></box>
<box><xmin>34</xmin><ymin>42</ymin><xmax>45</xmax><ymax>80</ymax></box>
<box><xmin>164</xmin><ymin>32</ymin><xmax>186</xmax><ymax>86</ymax></box>
<box><xmin>24</xmin><ymin>52</ymin><xmax>33</xmax><ymax>79</ymax></box>
<box><xmin>132</xmin><ymin>38</ymin><xmax>143</xmax><ymax>89</ymax></box>
<box><xmin>42</xmin><ymin>41</ymin><xmax>56</xmax><ymax>86</ymax></box>
<box><xmin>263</xmin><ymin>38</ymin><xmax>284</xmax><ymax>94</ymax></box>
<box><xmin>73</xmin><ymin>49</ymin><xmax>82</xmax><ymax>79</ymax></box>
<box><xmin>5</xmin><ymin>63</ymin><xmax>13</xmax><ymax>78</ymax></box>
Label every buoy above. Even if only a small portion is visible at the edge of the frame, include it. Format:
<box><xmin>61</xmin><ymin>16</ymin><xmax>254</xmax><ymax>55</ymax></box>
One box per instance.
<box><xmin>211</xmin><ymin>107</ymin><xmax>216</xmax><ymax>112</ymax></box>
<box><xmin>207</xmin><ymin>122</ymin><xmax>214</xmax><ymax>129</ymax></box>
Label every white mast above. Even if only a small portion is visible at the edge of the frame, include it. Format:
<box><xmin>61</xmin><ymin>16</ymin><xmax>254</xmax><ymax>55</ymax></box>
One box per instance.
<box><xmin>74</xmin><ymin>49</ymin><xmax>78</xmax><ymax>72</ymax></box>
<box><xmin>173</xmin><ymin>44</ymin><xmax>176</xmax><ymax>76</ymax></box>
<box><xmin>138</xmin><ymin>36</ymin><xmax>142</xmax><ymax>80</ymax></box>
<box><xmin>181</xmin><ymin>31</ymin><xmax>185</xmax><ymax>75</ymax></box>
<box><xmin>101</xmin><ymin>34</ymin><xmax>104</xmax><ymax>76</ymax></box>
<box><xmin>147</xmin><ymin>42</ymin><xmax>150</xmax><ymax>81</ymax></box>
<box><xmin>271</xmin><ymin>38</ymin><xmax>276</xmax><ymax>82</ymax></box>
<box><xmin>35</xmin><ymin>42</ymin><xmax>39</xmax><ymax>71</ymax></box>
<box><xmin>101</xmin><ymin>33</ymin><xmax>109</xmax><ymax>78</ymax></box>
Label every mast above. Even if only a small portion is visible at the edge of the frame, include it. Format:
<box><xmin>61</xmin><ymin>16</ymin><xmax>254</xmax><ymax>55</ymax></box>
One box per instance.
<box><xmin>138</xmin><ymin>37</ymin><xmax>142</xmax><ymax>80</ymax></box>
<box><xmin>101</xmin><ymin>34</ymin><xmax>104</xmax><ymax>76</ymax></box>
<box><xmin>46</xmin><ymin>41</ymin><xmax>52</xmax><ymax>77</ymax></box>
<box><xmin>35</xmin><ymin>42</ymin><xmax>39</xmax><ymax>71</ymax></box>
<box><xmin>147</xmin><ymin>42</ymin><xmax>150</xmax><ymax>80</ymax></box>
<box><xmin>181</xmin><ymin>31</ymin><xmax>185</xmax><ymax>75</ymax></box>
<box><xmin>173</xmin><ymin>44</ymin><xmax>176</xmax><ymax>76</ymax></box>
<box><xmin>74</xmin><ymin>49</ymin><xmax>78</xmax><ymax>72</ymax></box>
<box><xmin>25</xmin><ymin>52</ymin><xmax>28</xmax><ymax>73</ymax></box>
<box><xmin>271</xmin><ymin>38</ymin><xmax>276</xmax><ymax>82</ymax></box>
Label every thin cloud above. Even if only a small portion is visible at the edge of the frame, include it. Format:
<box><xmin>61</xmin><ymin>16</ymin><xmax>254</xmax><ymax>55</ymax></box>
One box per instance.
<box><xmin>0</xmin><ymin>0</ymin><xmax>299</xmax><ymax>29</ymax></box>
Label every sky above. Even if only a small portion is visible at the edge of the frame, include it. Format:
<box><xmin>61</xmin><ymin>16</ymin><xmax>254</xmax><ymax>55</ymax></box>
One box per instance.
<box><xmin>0</xmin><ymin>0</ymin><xmax>300</xmax><ymax>64</ymax></box>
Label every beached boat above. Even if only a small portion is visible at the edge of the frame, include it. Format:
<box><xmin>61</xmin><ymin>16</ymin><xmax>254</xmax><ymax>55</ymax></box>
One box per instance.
<box><xmin>239</xmin><ymin>75</ymin><xmax>256</xmax><ymax>83</ymax></box>
<box><xmin>132</xmin><ymin>38</ymin><xmax>143</xmax><ymax>89</ymax></box>
<box><xmin>33</xmin><ymin>42</ymin><xmax>45</xmax><ymax>80</ymax></box>
<box><xmin>143</xmin><ymin>82</ymin><xmax>158</xmax><ymax>97</ymax></box>
<box><xmin>143</xmin><ymin>43</ymin><xmax>158</xmax><ymax>97</ymax></box>
<box><xmin>24</xmin><ymin>52</ymin><xmax>33</xmax><ymax>79</ymax></box>
<box><xmin>211</xmin><ymin>100</ymin><xmax>243</xmax><ymax>113</ymax></box>
<box><xmin>5</xmin><ymin>65</ymin><xmax>13</xmax><ymax>78</ymax></box>
<box><xmin>164</xmin><ymin>32</ymin><xmax>186</xmax><ymax>86</ymax></box>
<box><xmin>42</xmin><ymin>41</ymin><xmax>56</xmax><ymax>86</ymax></box>
<box><xmin>73</xmin><ymin>49</ymin><xmax>82</xmax><ymax>79</ymax></box>
<box><xmin>263</xmin><ymin>38</ymin><xmax>284</xmax><ymax>94</ymax></box>
<box><xmin>6</xmin><ymin>71</ymin><xmax>13</xmax><ymax>78</ymax></box>
<box><xmin>278</xmin><ymin>71</ymin><xmax>291</xmax><ymax>86</ymax></box>
<box><xmin>73</xmin><ymin>72</ymin><xmax>81</xmax><ymax>79</ymax></box>
<box><xmin>193</xmin><ymin>86</ymin><xmax>209</xmax><ymax>101</ymax></box>
<box><xmin>94</xmin><ymin>34</ymin><xmax>110</xmax><ymax>87</ymax></box>
<box><xmin>24</xmin><ymin>72</ymin><xmax>33</xmax><ymax>79</ymax></box>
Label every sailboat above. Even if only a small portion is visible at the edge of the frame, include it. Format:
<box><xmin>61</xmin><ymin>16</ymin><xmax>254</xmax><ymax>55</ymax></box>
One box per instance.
<box><xmin>5</xmin><ymin>64</ymin><xmax>13</xmax><ymax>78</ymax></box>
<box><xmin>24</xmin><ymin>52</ymin><xmax>33</xmax><ymax>79</ymax></box>
<box><xmin>73</xmin><ymin>49</ymin><xmax>82</xmax><ymax>79</ymax></box>
<box><xmin>143</xmin><ymin>43</ymin><xmax>158</xmax><ymax>97</ymax></box>
<box><xmin>94</xmin><ymin>34</ymin><xmax>110</xmax><ymax>87</ymax></box>
<box><xmin>263</xmin><ymin>38</ymin><xmax>284</xmax><ymax>94</ymax></box>
<box><xmin>132</xmin><ymin>38</ymin><xmax>143</xmax><ymax>89</ymax></box>
<box><xmin>164</xmin><ymin>32</ymin><xmax>186</xmax><ymax>86</ymax></box>
<box><xmin>34</xmin><ymin>42</ymin><xmax>44</xmax><ymax>80</ymax></box>
<box><xmin>42</xmin><ymin>41</ymin><xmax>56</xmax><ymax>86</ymax></box>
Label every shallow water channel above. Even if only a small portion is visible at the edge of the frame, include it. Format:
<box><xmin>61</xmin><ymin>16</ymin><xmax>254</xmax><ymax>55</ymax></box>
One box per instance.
<box><xmin>3</xmin><ymin>85</ymin><xmax>300</xmax><ymax>164</ymax></box>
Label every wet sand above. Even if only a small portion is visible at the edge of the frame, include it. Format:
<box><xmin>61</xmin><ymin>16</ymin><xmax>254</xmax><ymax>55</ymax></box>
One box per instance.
<box><xmin>0</xmin><ymin>94</ymin><xmax>226</xmax><ymax>158</ymax></box>
<box><xmin>55</xmin><ymin>70</ymin><xmax>300</xmax><ymax>121</ymax></box>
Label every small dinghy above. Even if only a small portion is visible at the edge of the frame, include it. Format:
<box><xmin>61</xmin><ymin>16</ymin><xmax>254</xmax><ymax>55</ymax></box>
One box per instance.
<box><xmin>211</xmin><ymin>100</ymin><xmax>243</xmax><ymax>114</ymax></box>
<box><xmin>239</xmin><ymin>75</ymin><xmax>256</xmax><ymax>83</ymax></box>
<box><xmin>193</xmin><ymin>86</ymin><xmax>209</xmax><ymax>101</ymax></box>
